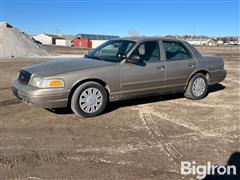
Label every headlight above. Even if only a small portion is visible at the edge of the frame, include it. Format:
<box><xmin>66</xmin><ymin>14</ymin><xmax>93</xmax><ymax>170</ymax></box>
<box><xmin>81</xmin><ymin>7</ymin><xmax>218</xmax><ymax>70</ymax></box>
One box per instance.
<box><xmin>29</xmin><ymin>77</ymin><xmax>64</xmax><ymax>88</ymax></box>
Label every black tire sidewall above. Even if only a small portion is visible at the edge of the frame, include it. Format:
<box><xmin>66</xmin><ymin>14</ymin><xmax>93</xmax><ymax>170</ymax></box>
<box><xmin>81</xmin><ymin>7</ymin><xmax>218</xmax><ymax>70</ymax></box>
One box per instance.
<box><xmin>189</xmin><ymin>73</ymin><xmax>208</xmax><ymax>100</ymax></box>
<box><xmin>71</xmin><ymin>82</ymin><xmax>108</xmax><ymax>118</ymax></box>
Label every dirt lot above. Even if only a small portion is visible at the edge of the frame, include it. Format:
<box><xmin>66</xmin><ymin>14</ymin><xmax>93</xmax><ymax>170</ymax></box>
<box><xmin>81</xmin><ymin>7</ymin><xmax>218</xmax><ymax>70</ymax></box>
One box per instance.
<box><xmin>43</xmin><ymin>45</ymin><xmax>90</xmax><ymax>55</ymax></box>
<box><xmin>0</xmin><ymin>51</ymin><xmax>239</xmax><ymax>179</ymax></box>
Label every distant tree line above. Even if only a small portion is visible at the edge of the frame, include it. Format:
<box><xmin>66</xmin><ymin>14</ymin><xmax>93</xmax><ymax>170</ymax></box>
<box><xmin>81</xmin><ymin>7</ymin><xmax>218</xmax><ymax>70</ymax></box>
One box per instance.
<box><xmin>127</xmin><ymin>29</ymin><xmax>239</xmax><ymax>43</ymax></box>
<box><xmin>165</xmin><ymin>35</ymin><xmax>239</xmax><ymax>42</ymax></box>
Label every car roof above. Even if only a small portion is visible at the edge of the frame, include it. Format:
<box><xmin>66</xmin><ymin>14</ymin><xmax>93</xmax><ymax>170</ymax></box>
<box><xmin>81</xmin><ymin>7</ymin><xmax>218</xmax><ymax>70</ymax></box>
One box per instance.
<box><xmin>114</xmin><ymin>36</ymin><xmax>185</xmax><ymax>43</ymax></box>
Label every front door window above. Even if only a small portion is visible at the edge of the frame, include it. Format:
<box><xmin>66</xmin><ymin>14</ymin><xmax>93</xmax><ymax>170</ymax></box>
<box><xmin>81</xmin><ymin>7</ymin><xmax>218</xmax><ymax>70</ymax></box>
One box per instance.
<box><xmin>131</xmin><ymin>41</ymin><xmax>160</xmax><ymax>62</ymax></box>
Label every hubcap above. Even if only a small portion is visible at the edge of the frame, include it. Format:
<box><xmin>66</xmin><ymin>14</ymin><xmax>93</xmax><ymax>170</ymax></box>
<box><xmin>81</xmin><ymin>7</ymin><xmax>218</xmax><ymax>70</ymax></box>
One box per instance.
<box><xmin>79</xmin><ymin>88</ymin><xmax>103</xmax><ymax>113</ymax></box>
<box><xmin>192</xmin><ymin>77</ymin><xmax>206</xmax><ymax>97</ymax></box>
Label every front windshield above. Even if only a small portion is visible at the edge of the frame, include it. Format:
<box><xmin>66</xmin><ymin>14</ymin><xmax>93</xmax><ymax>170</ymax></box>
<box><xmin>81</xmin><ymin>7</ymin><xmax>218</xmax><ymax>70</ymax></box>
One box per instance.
<box><xmin>86</xmin><ymin>40</ymin><xmax>135</xmax><ymax>62</ymax></box>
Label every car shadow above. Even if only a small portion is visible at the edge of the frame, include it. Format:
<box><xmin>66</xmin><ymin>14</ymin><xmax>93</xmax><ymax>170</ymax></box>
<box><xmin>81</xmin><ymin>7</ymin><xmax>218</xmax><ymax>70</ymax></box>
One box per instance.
<box><xmin>208</xmin><ymin>83</ymin><xmax>225</xmax><ymax>93</ymax></box>
<box><xmin>45</xmin><ymin>107</ymin><xmax>73</xmax><ymax>115</ymax></box>
<box><xmin>203</xmin><ymin>151</ymin><xmax>240</xmax><ymax>180</ymax></box>
<box><xmin>46</xmin><ymin>83</ymin><xmax>225</xmax><ymax>115</ymax></box>
<box><xmin>104</xmin><ymin>93</ymin><xmax>184</xmax><ymax>114</ymax></box>
<box><xmin>104</xmin><ymin>83</ymin><xmax>225</xmax><ymax>114</ymax></box>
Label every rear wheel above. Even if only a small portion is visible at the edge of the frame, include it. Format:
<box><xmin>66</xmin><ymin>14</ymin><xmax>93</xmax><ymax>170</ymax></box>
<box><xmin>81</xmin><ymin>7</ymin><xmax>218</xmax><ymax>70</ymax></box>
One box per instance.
<box><xmin>71</xmin><ymin>82</ymin><xmax>108</xmax><ymax>117</ymax></box>
<box><xmin>184</xmin><ymin>73</ymin><xmax>208</xmax><ymax>100</ymax></box>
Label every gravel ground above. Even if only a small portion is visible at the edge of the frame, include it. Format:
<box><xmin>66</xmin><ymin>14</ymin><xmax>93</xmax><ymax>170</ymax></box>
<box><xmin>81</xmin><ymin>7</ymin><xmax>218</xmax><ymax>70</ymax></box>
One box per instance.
<box><xmin>0</xmin><ymin>51</ymin><xmax>239</xmax><ymax>179</ymax></box>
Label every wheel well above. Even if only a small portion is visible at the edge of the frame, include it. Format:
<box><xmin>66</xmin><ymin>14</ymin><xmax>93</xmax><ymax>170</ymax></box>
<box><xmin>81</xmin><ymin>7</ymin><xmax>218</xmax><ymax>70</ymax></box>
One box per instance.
<box><xmin>67</xmin><ymin>79</ymin><xmax>109</xmax><ymax>107</ymax></box>
<box><xmin>196</xmin><ymin>70</ymin><xmax>209</xmax><ymax>79</ymax></box>
<box><xmin>185</xmin><ymin>70</ymin><xmax>210</xmax><ymax>89</ymax></box>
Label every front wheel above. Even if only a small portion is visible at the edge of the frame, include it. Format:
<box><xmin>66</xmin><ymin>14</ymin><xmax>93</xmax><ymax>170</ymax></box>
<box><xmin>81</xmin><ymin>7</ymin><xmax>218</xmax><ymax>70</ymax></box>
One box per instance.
<box><xmin>71</xmin><ymin>82</ymin><xmax>108</xmax><ymax>118</ymax></box>
<box><xmin>184</xmin><ymin>73</ymin><xmax>208</xmax><ymax>100</ymax></box>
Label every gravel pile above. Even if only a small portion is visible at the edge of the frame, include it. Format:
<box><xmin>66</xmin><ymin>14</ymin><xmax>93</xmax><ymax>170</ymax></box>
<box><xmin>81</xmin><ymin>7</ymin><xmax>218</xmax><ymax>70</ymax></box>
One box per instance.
<box><xmin>0</xmin><ymin>22</ymin><xmax>50</xmax><ymax>58</ymax></box>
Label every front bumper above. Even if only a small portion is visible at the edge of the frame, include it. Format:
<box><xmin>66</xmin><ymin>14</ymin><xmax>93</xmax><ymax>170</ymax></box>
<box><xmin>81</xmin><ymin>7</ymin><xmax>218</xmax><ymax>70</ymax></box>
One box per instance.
<box><xmin>12</xmin><ymin>80</ymin><xmax>70</xmax><ymax>108</ymax></box>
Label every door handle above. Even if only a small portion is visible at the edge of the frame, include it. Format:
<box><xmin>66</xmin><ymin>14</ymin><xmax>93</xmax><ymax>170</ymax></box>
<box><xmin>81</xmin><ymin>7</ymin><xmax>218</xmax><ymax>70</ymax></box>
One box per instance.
<box><xmin>156</xmin><ymin>66</ymin><xmax>165</xmax><ymax>70</ymax></box>
<box><xmin>188</xmin><ymin>63</ymin><xmax>195</xmax><ymax>68</ymax></box>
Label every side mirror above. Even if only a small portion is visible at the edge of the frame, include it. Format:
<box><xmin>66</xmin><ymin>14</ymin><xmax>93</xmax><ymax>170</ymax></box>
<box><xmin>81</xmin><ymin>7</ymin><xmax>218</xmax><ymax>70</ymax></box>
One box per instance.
<box><xmin>117</xmin><ymin>53</ymin><xmax>127</xmax><ymax>60</ymax></box>
<box><xmin>128</xmin><ymin>55</ymin><xmax>142</xmax><ymax>64</ymax></box>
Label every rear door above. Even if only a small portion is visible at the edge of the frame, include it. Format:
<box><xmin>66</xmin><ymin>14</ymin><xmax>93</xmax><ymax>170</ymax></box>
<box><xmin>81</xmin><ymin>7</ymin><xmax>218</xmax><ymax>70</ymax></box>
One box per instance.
<box><xmin>162</xmin><ymin>40</ymin><xmax>197</xmax><ymax>89</ymax></box>
<box><xmin>121</xmin><ymin>41</ymin><xmax>165</xmax><ymax>94</ymax></box>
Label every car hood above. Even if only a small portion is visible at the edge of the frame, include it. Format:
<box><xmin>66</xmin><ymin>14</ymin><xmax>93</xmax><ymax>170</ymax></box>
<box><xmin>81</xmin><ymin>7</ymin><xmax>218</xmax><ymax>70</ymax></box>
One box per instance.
<box><xmin>24</xmin><ymin>58</ymin><xmax>115</xmax><ymax>76</ymax></box>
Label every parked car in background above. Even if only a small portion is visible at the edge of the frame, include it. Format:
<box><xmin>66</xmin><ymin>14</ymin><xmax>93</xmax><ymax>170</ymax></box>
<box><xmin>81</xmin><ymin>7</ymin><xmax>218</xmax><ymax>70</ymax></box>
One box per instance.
<box><xmin>12</xmin><ymin>37</ymin><xmax>226</xmax><ymax>117</ymax></box>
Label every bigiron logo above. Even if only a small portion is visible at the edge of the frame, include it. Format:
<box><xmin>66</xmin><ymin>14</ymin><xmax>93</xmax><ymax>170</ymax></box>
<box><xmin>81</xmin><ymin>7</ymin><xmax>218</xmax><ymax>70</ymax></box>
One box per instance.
<box><xmin>181</xmin><ymin>161</ymin><xmax>237</xmax><ymax>179</ymax></box>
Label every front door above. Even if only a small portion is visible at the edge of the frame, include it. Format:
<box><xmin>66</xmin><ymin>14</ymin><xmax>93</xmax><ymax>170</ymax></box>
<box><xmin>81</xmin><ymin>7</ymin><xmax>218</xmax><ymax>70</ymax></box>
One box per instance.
<box><xmin>121</xmin><ymin>41</ymin><xmax>165</xmax><ymax>95</ymax></box>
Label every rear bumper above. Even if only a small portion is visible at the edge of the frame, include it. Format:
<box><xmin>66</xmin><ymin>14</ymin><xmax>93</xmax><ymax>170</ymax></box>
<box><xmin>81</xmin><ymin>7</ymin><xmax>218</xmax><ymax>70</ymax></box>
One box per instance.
<box><xmin>12</xmin><ymin>80</ymin><xmax>69</xmax><ymax>108</ymax></box>
<box><xmin>209</xmin><ymin>69</ymin><xmax>227</xmax><ymax>85</ymax></box>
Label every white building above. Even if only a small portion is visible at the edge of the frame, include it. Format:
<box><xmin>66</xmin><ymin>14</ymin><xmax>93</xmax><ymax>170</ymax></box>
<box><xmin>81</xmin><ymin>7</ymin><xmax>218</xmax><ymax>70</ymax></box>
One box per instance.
<box><xmin>229</xmin><ymin>41</ymin><xmax>239</xmax><ymax>45</ymax></box>
<box><xmin>56</xmin><ymin>35</ymin><xmax>75</xmax><ymax>46</ymax></box>
<box><xmin>33</xmin><ymin>33</ymin><xmax>119</xmax><ymax>48</ymax></box>
<box><xmin>187</xmin><ymin>39</ymin><xmax>207</xmax><ymax>46</ymax></box>
<box><xmin>217</xmin><ymin>40</ymin><xmax>224</xmax><ymax>45</ymax></box>
<box><xmin>92</xmin><ymin>40</ymin><xmax>107</xmax><ymax>48</ymax></box>
<box><xmin>33</xmin><ymin>34</ymin><xmax>65</xmax><ymax>45</ymax></box>
<box><xmin>55</xmin><ymin>39</ymin><xmax>71</xmax><ymax>46</ymax></box>
<box><xmin>207</xmin><ymin>39</ymin><xmax>217</xmax><ymax>46</ymax></box>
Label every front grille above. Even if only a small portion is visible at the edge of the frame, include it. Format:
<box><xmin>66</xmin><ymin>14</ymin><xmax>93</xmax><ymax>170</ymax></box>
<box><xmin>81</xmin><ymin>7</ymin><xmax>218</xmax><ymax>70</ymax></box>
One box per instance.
<box><xmin>18</xmin><ymin>70</ymin><xmax>32</xmax><ymax>85</ymax></box>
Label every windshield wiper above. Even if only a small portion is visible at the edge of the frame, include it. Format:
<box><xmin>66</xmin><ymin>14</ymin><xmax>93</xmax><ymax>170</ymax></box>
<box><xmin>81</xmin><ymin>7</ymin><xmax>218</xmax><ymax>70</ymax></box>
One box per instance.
<box><xmin>85</xmin><ymin>54</ymin><xmax>103</xmax><ymax>60</ymax></box>
<box><xmin>84</xmin><ymin>54</ymin><xmax>90</xmax><ymax>58</ymax></box>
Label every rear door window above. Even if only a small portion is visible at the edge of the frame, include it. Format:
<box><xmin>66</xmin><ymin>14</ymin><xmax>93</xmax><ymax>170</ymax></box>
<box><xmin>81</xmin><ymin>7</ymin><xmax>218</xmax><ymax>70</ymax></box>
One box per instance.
<box><xmin>163</xmin><ymin>41</ymin><xmax>193</xmax><ymax>61</ymax></box>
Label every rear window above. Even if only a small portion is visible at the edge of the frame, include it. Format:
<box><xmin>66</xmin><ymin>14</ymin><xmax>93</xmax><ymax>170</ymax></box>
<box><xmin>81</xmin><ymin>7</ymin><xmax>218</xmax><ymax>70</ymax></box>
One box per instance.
<box><xmin>163</xmin><ymin>41</ymin><xmax>193</xmax><ymax>61</ymax></box>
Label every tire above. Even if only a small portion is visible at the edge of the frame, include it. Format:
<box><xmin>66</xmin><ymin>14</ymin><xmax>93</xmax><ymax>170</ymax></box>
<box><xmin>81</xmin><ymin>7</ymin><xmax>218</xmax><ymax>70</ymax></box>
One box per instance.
<box><xmin>71</xmin><ymin>81</ymin><xmax>108</xmax><ymax>118</ymax></box>
<box><xmin>184</xmin><ymin>73</ymin><xmax>208</xmax><ymax>100</ymax></box>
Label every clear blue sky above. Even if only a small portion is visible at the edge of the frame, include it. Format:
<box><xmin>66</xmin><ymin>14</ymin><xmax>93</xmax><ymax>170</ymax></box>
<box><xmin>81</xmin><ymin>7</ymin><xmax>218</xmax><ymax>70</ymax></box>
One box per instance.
<box><xmin>1</xmin><ymin>0</ymin><xmax>239</xmax><ymax>37</ymax></box>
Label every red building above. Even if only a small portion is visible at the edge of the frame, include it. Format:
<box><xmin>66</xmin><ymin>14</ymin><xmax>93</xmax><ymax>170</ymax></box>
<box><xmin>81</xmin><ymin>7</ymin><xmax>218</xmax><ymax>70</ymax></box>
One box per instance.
<box><xmin>73</xmin><ymin>38</ymin><xmax>92</xmax><ymax>48</ymax></box>
<box><xmin>72</xmin><ymin>34</ymin><xmax>119</xmax><ymax>48</ymax></box>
